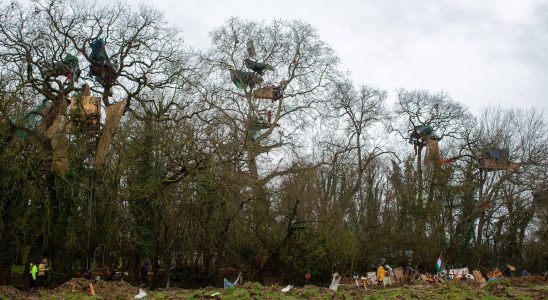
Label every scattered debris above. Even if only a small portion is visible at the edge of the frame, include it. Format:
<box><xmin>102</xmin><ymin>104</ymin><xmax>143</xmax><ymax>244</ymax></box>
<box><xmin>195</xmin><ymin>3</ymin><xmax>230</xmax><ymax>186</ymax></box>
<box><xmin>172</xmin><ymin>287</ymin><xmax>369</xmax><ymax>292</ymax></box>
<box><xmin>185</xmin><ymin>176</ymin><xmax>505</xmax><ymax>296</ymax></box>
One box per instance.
<box><xmin>354</xmin><ymin>276</ymin><xmax>370</xmax><ymax>290</ymax></box>
<box><xmin>281</xmin><ymin>284</ymin><xmax>293</xmax><ymax>292</ymax></box>
<box><xmin>329</xmin><ymin>272</ymin><xmax>341</xmax><ymax>291</ymax></box>
<box><xmin>473</xmin><ymin>270</ymin><xmax>485</xmax><ymax>283</ymax></box>
<box><xmin>487</xmin><ymin>269</ymin><xmax>503</xmax><ymax>280</ymax></box>
<box><xmin>447</xmin><ymin>267</ymin><xmax>470</xmax><ymax>280</ymax></box>
<box><xmin>134</xmin><ymin>288</ymin><xmax>147</xmax><ymax>299</ymax></box>
<box><xmin>366</xmin><ymin>272</ymin><xmax>377</xmax><ymax>285</ymax></box>
<box><xmin>223</xmin><ymin>272</ymin><xmax>242</xmax><ymax>288</ymax></box>
<box><xmin>88</xmin><ymin>282</ymin><xmax>96</xmax><ymax>295</ymax></box>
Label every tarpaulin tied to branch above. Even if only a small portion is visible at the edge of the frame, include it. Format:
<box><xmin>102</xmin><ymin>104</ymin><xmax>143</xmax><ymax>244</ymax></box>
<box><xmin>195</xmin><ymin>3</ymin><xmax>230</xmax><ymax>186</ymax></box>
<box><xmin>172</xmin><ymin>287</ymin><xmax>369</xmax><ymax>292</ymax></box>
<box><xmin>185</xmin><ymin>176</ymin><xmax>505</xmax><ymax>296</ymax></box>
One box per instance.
<box><xmin>90</xmin><ymin>38</ymin><xmax>110</xmax><ymax>63</ymax></box>
<box><xmin>89</xmin><ymin>38</ymin><xmax>117</xmax><ymax>93</ymax></box>
<box><xmin>409</xmin><ymin>125</ymin><xmax>440</xmax><ymax>144</ymax></box>
<box><xmin>244</xmin><ymin>59</ymin><xmax>273</xmax><ymax>75</ymax></box>
<box><xmin>230</xmin><ymin>69</ymin><xmax>263</xmax><ymax>89</ymax></box>
<box><xmin>61</xmin><ymin>54</ymin><xmax>81</xmax><ymax>81</ymax></box>
<box><xmin>95</xmin><ymin>98</ymin><xmax>128</xmax><ymax>168</ymax></box>
<box><xmin>14</xmin><ymin>100</ymin><xmax>52</xmax><ymax>139</ymax></box>
<box><xmin>42</xmin><ymin>54</ymin><xmax>81</xmax><ymax>81</ymax></box>
<box><xmin>415</xmin><ymin>125</ymin><xmax>434</xmax><ymax>135</ymax></box>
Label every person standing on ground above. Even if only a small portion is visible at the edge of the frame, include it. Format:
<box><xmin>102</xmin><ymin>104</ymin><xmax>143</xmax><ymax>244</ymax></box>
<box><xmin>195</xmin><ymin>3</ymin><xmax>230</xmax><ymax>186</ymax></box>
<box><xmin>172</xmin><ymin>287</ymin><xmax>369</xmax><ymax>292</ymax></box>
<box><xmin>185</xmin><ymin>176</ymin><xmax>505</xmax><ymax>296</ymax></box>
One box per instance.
<box><xmin>29</xmin><ymin>261</ymin><xmax>38</xmax><ymax>292</ymax></box>
<box><xmin>38</xmin><ymin>258</ymin><xmax>47</xmax><ymax>289</ymax></box>
<box><xmin>140</xmin><ymin>261</ymin><xmax>151</xmax><ymax>287</ymax></box>
<box><xmin>304</xmin><ymin>271</ymin><xmax>311</xmax><ymax>285</ymax></box>
<box><xmin>377</xmin><ymin>265</ymin><xmax>385</xmax><ymax>287</ymax></box>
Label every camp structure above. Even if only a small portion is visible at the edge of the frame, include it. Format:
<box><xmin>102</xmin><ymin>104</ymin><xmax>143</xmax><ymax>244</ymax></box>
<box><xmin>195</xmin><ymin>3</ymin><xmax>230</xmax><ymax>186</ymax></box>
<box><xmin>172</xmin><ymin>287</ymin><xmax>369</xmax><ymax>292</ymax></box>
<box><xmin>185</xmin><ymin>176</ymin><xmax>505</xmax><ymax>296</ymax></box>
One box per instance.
<box><xmin>230</xmin><ymin>42</ymin><xmax>283</xmax><ymax>134</ymax></box>
<box><xmin>70</xmin><ymin>84</ymin><xmax>101</xmax><ymax>133</ymax></box>
<box><xmin>41</xmin><ymin>54</ymin><xmax>81</xmax><ymax>82</ymax></box>
<box><xmin>89</xmin><ymin>38</ymin><xmax>117</xmax><ymax>95</ymax></box>
<box><xmin>90</xmin><ymin>38</ymin><xmax>110</xmax><ymax>63</ymax></box>
<box><xmin>478</xmin><ymin>147</ymin><xmax>519</xmax><ymax>171</ymax></box>
<box><xmin>249</xmin><ymin>110</ymin><xmax>278</xmax><ymax>131</ymax></box>
<box><xmin>70</xmin><ymin>84</ymin><xmax>127</xmax><ymax>169</ymax></box>
<box><xmin>229</xmin><ymin>69</ymin><xmax>263</xmax><ymax>89</ymax></box>
<box><xmin>409</xmin><ymin>125</ymin><xmax>458</xmax><ymax>165</ymax></box>
<box><xmin>253</xmin><ymin>85</ymin><xmax>283</xmax><ymax>100</ymax></box>
<box><xmin>409</xmin><ymin>125</ymin><xmax>439</xmax><ymax>142</ymax></box>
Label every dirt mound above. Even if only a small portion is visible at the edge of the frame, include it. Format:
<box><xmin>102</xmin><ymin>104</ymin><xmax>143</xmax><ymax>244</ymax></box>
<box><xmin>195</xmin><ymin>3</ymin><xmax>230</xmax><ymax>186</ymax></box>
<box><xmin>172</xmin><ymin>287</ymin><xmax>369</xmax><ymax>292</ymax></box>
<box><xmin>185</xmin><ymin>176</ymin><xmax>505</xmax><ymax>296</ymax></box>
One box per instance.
<box><xmin>0</xmin><ymin>285</ymin><xmax>38</xmax><ymax>299</ymax></box>
<box><xmin>512</xmin><ymin>275</ymin><xmax>547</xmax><ymax>285</ymax></box>
<box><xmin>51</xmin><ymin>277</ymin><xmax>139</xmax><ymax>299</ymax></box>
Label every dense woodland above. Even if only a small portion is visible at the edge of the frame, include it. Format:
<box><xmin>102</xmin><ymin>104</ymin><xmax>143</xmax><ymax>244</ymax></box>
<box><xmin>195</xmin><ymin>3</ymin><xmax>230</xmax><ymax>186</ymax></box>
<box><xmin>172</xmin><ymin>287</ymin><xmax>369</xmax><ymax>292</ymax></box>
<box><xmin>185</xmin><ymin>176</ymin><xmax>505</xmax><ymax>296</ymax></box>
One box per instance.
<box><xmin>0</xmin><ymin>0</ymin><xmax>546</xmax><ymax>288</ymax></box>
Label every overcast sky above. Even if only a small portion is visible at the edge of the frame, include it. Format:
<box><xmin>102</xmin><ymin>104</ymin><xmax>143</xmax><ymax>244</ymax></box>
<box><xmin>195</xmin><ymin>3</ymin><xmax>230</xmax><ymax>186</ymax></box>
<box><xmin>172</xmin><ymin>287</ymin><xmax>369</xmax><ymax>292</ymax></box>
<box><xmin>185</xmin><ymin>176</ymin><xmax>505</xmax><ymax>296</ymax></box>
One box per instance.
<box><xmin>126</xmin><ymin>0</ymin><xmax>547</xmax><ymax>118</ymax></box>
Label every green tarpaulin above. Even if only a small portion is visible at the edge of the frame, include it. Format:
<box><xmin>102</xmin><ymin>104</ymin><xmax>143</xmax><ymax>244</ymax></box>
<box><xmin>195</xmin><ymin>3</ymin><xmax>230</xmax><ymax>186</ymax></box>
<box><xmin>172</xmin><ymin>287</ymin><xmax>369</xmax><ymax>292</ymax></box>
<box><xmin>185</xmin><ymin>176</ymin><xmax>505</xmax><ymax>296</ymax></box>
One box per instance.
<box><xmin>14</xmin><ymin>100</ymin><xmax>50</xmax><ymax>139</ymax></box>
<box><xmin>90</xmin><ymin>38</ymin><xmax>110</xmax><ymax>63</ymax></box>
<box><xmin>244</xmin><ymin>59</ymin><xmax>273</xmax><ymax>75</ymax></box>
<box><xmin>230</xmin><ymin>69</ymin><xmax>263</xmax><ymax>89</ymax></box>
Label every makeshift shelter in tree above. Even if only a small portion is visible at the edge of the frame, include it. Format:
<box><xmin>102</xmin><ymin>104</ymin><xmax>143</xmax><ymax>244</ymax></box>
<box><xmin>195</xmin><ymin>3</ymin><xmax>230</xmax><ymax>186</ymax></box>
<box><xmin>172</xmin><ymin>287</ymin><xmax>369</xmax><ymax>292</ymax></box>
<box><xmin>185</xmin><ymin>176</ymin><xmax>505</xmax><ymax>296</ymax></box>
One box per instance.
<box><xmin>228</xmin><ymin>41</ymin><xmax>285</xmax><ymax>132</ymax></box>
<box><xmin>0</xmin><ymin>0</ymin><xmax>189</xmax><ymax>172</ymax></box>
<box><xmin>89</xmin><ymin>38</ymin><xmax>118</xmax><ymax>96</ymax></box>
<box><xmin>41</xmin><ymin>54</ymin><xmax>81</xmax><ymax>83</ymax></box>
<box><xmin>478</xmin><ymin>147</ymin><xmax>518</xmax><ymax>171</ymax></box>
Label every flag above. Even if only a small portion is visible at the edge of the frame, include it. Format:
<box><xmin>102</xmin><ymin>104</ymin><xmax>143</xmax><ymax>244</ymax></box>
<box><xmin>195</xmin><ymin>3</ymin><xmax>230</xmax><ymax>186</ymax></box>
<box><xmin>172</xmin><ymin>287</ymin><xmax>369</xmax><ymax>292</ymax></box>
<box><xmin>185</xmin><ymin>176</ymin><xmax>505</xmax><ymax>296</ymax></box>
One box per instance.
<box><xmin>435</xmin><ymin>254</ymin><xmax>443</xmax><ymax>273</ymax></box>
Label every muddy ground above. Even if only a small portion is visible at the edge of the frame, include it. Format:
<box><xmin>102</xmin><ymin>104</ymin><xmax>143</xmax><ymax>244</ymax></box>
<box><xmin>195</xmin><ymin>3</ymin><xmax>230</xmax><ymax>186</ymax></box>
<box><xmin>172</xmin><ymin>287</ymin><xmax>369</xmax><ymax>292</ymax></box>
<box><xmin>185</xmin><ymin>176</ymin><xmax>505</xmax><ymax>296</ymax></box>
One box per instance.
<box><xmin>0</xmin><ymin>276</ymin><xmax>546</xmax><ymax>299</ymax></box>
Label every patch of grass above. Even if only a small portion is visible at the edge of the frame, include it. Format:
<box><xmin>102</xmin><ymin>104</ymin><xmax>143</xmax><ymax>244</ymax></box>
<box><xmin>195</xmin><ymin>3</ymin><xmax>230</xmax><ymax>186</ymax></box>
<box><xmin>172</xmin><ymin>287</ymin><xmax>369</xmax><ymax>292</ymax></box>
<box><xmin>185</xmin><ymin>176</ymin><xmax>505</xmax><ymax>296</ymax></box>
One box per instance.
<box><xmin>298</xmin><ymin>286</ymin><xmax>324</xmax><ymax>298</ymax></box>
<box><xmin>10</xmin><ymin>265</ymin><xmax>24</xmax><ymax>275</ymax></box>
<box><xmin>151</xmin><ymin>291</ymin><xmax>167</xmax><ymax>299</ymax></box>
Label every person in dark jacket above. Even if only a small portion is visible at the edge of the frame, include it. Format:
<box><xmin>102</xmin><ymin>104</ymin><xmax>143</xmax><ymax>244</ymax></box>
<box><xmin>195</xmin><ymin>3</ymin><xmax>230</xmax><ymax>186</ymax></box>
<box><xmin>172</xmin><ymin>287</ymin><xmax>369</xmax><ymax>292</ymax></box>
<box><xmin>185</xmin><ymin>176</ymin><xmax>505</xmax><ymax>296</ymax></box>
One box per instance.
<box><xmin>140</xmin><ymin>261</ymin><xmax>151</xmax><ymax>287</ymax></box>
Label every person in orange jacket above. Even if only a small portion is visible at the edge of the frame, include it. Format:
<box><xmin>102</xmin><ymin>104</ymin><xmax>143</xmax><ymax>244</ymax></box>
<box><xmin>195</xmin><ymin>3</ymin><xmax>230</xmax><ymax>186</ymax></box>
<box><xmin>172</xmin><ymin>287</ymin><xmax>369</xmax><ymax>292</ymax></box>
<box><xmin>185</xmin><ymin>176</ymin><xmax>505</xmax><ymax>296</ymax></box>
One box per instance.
<box><xmin>377</xmin><ymin>265</ymin><xmax>385</xmax><ymax>287</ymax></box>
<box><xmin>38</xmin><ymin>258</ymin><xmax>49</xmax><ymax>289</ymax></box>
